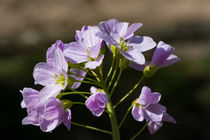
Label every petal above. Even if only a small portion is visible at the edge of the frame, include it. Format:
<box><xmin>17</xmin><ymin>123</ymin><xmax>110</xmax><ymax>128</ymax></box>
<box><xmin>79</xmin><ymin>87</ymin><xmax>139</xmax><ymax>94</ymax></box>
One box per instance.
<box><xmin>75</xmin><ymin>25</ymin><xmax>88</xmax><ymax>41</ymax></box>
<box><xmin>46</xmin><ymin>40</ymin><xmax>65</xmax><ymax>63</ymax></box>
<box><xmin>22</xmin><ymin>115</ymin><xmax>39</xmax><ymax>126</ymax></box>
<box><xmin>129</xmin><ymin>61</ymin><xmax>149</xmax><ymax>71</ymax></box>
<box><xmin>122</xmin><ymin>23</ymin><xmax>143</xmax><ymax>40</ymax></box>
<box><xmin>91</xmin><ymin>108</ymin><xmax>105</xmax><ymax>117</ymax></box>
<box><xmin>144</xmin><ymin>103</ymin><xmax>166</xmax><ymax>122</ymax></box>
<box><xmin>63</xmin><ymin>109</ymin><xmax>72</xmax><ymax>130</ymax></box>
<box><xmin>39</xmin><ymin>119</ymin><xmax>61</xmax><ymax>132</ymax></box>
<box><xmin>98</xmin><ymin>19</ymin><xmax>119</xmax><ymax>34</ymax></box>
<box><xmin>132</xmin><ymin>105</ymin><xmax>145</xmax><ymax>122</ymax></box>
<box><xmin>127</xmin><ymin>36</ymin><xmax>156</xmax><ymax>52</ymax></box>
<box><xmin>63</xmin><ymin>42</ymin><xmax>89</xmax><ymax>63</ymax></box>
<box><xmin>96</xmin><ymin>31</ymin><xmax>118</xmax><ymax>46</ymax></box>
<box><xmin>111</xmin><ymin>22</ymin><xmax>129</xmax><ymax>38</ymax></box>
<box><xmin>69</xmin><ymin>68</ymin><xmax>87</xmax><ymax>89</ymax></box>
<box><xmin>48</xmin><ymin>48</ymin><xmax>68</xmax><ymax>72</ymax></box>
<box><xmin>89</xmin><ymin>43</ymin><xmax>102</xmax><ymax>59</ymax></box>
<box><xmin>162</xmin><ymin>113</ymin><xmax>176</xmax><ymax>124</ymax></box>
<box><xmin>85</xmin><ymin>55</ymin><xmax>104</xmax><ymax>69</ymax></box>
<box><xmin>121</xmin><ymin>49</ymin><xmax>145</xmax><ymax>65</ymax></box>
<box><xmin>138</xmin><ymin>86</ymin><xmax>161</xmax><ymax>105</ymax></box>
<box><xmin>159</xmin><ymin>54</ymin><xmax>180</xmax><ymax>68</ymax></box>
<box><xmin>33</xmin><ymin>62</ymin><xmax>58</xmax><ymax>86</ymax></box>
<box><xmin>151</xmin><ymin>41</ymin><xmax>175</xmax><ymax>67</ymax></box>
<box><xmin>90</xmin><ymin>86</ymin><xmax>98</xmax><ymax>94</ymax></box>
<box><xmin>95</xmin><ymin>93</ymin><xmax>108</xmax><ymax>108</ymax></box>
<box><xmin>147</xmin><ymin>121</ymin><xmax>163</xmax><ymax>135</ymax></box>
<box><xmin>20</xmin><ymin>88</ymin><xmax>39</xmax><ymax>108</ymax></box>
<box><xmin>39</xmin><ymin>86</ymin><xmax>62</xmax><ymax>103</ymax></box>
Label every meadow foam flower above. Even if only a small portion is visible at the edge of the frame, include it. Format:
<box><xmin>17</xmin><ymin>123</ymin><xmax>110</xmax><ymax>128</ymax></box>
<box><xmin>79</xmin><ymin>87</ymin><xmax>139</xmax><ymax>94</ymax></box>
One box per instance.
<box><xmin>33</xmin><ymin>48</ymin><xmax>68</xmax><ymax>102</ymax></box>
<box><xmin>85</xmin><ymin>86</ymin><xmax>108</xmax><ymax>117</ymax></box>
<box><xmin>64</xmin><ymin>26</ymin><xmax>104</xmax><ymax>69</ymax></box>
<box><xmin>97</xmin><ymin>19</ymin><xmax>156</xmax><ymax>65</ymax></box>
<box><xmin>132</xmin><ymin>86</ymin><xmax>166</xmax><ymax>122</ymax></box>
<box><xmin>36</xmin><ymin>97</ymin><xmax>71</xmax><ymax>132</ymax></box>
<box><xmin>147</xmin><ymin>112</ymin><xmax>176</xmax><ymax>135</ymax></box>
<box><xmin>130</xmin><ymin>41</ymin><xmax>180</xmax><ymax>73</ymax></box>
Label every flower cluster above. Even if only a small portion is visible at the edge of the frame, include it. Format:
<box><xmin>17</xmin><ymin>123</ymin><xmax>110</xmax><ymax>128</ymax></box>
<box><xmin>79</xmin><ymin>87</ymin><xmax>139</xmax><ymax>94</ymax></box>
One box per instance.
<box><xmin>20</xmin><ymin>19</ymin><xmax>179</xmax><ymax>138</ymax></box>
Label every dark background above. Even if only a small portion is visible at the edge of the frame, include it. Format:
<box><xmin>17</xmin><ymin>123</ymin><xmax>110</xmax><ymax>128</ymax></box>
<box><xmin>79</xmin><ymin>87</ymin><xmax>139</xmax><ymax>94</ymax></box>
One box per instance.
<box><xmin>1</xmin><ymin>0</ymin><xmax>210</xmax><ymax>139</ymax></box>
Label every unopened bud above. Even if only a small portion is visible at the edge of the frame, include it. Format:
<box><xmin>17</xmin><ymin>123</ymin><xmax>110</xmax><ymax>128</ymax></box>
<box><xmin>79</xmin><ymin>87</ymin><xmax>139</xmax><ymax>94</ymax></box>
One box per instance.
<box><xmin>143</xmin><ymin>65</ymin><xmax>156</xmax><ymax>78</ymax></box>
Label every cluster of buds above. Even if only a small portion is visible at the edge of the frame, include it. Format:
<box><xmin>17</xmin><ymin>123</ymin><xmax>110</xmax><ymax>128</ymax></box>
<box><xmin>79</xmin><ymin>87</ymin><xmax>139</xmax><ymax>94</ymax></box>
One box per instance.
<box><xmin>20</xmin><ymin>19</ymin><xmax>180</xmax><ymax>139</ymax></box>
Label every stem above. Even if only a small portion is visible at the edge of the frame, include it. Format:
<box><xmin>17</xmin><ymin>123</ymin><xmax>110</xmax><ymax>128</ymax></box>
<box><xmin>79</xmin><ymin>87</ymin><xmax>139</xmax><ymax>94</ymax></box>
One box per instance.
<box><xmin>110</xmin><ymin>68</ymin><xmax>123</xmax><ymax>96</ymax></box>
<box><xmin>105</xmin><ymin>54</ymin><xmax>116</xmax><ymax>83</ymax></box>
<box><xmin>108</xmin><ymin>58</ymin><xmax>119</xmax><ymax>90</ymax></box>
<box><xmin>118</xmin><ymin>105</ymin><xmax>132</xmax><ymax>129</ymax></box>
<box><xmin>114</xmin><ymin>76</ymin><xmax>144</xmax><ymax>108</ymax></box>
<box><xmin>69</xmin><ymin>71</ymin><xmax>97</xmax><ymax>83</ymax></box>
<box><xmin>71</xmin><ymin>122</ymin><xmax>112</xmax><ymax>135</ymax></box>
<box><xmin>71</xmin><ymin>102</ymin><xmax>86</xmax><ymax>106</ymax></box>
<box><xmin>129</xmin><ymin>121</ymin><xmax>149</xmax><ymax>140</ymax></box>
<box><xmin>106</xmin><ymin>100</ymin><xmax>121</xmax><ymax>140</ymax></box>
<box><xmin>91</xmin><ymin>70</ymin><xmax>100</xmax><ymax>82</ymax></box>
<box><xmin>75</xmin><ymin>80</ymin><xmax>102</xmax><ymax>88</ymax></box>
<box><xmin>62</xmin><ymin>91</ymin><xmax>92</xmax><ymax>96</ymax></box>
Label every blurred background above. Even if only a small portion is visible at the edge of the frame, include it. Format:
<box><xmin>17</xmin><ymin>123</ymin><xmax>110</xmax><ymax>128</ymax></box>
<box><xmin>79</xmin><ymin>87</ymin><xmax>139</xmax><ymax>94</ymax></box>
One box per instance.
<box><xmin>1</xmin><ymin>0</ymin><xmax>210</xmax><ymax>139</ymax></box>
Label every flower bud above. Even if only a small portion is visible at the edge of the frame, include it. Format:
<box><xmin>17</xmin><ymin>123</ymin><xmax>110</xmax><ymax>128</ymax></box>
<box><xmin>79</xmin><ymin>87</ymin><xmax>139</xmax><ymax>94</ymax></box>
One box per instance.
<box><xmin>143</xmin><ymin>65</ymin><xmax>157</xmax><ymax>78</ymax></box>
<box><xmin>61</xmin><ymin>99</ymin><xmax>72</xmax><ymax>109</ymax></box>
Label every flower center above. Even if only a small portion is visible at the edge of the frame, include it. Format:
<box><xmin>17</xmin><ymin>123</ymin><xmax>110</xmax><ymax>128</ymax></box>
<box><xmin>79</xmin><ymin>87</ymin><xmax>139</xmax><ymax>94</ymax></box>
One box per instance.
<box><xmin>54</xmin><ymin>73</ymin><xmax>65</xmax><ymax>86</ymax></box>
<box><xmin>119</xmin><ymin>37</ymin><xmax>129</xmax><ymax>52</ymax></box>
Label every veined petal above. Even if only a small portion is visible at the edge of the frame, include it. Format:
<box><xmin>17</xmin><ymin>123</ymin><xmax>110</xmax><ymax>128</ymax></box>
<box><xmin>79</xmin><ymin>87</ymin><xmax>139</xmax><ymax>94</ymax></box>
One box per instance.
<box><xmin>20</xmin><ymin>88</ymin><xmax>39</xmax><ymax>108</ymax></box>
<box><xmin>159</xmin><ymin>54</ymin><xmax>180</xmax><ymax>68</ymax></box>
<box><xmin>85</xmin><ymin>55</ymin><xmax>104</xmax><ymax>69</ymax></box>
<box><xmin>129</xmin><ymin>61</ymin><xmax>149</xmax><ymax>71</ymax></box>
<box><xmin>138</xmin><ymin>86</ymin><xmax>161</xmax><ymax>105</ymax></box>
<box><xmin>90</xmin><ymin>86</ymin><xmax>98</xmax><ymax>94</ymax></box>
<box><xmin>33</xmin><ymin>62</ymin><xmax>59</xmax><ymax>86</ymax></box>
<box><xmin>132</xmin><ymin>105</ymin><xmax>145</xmax><ymax>122</ymax></box>
<box><xmin>98</xmin><ymin>19</ymin><xmax>119</xmax><ymax>34</ymax></box>
<box><xmin>70</xmin><ymin>68</ymin><xmax>87</xmax><ymax>89</ymax></box>
<box><xmin>151</xmin><ymin>41</ymin><xmax>175</xmax><ymax>67</ymax></box>
<box><xmin>162</xmin><ymin>113</ymin><xmax>176</xmax><ymax>124</ymax></box>
<box><xmin>112</xmin><ymin>22</ymin><xmax>129</xmax><ymax>39</ymax></box>
<box><xmin>121</xmin><ymin>49</ymin><xmax>145</xmax><ymax>65</ymax></box>
<box><xmin>63</xmin><ymin>109</ymin><xmax>71</xmax><ymax>130</ymax></box>
<box><xmin>127</xmin><ymin>36</ymin><xmax>156</xmax><ymax>52</ymax></box>
<box><xmin>96</xmin><ymin>31</ymin><xmax>118</xmax><ymax>47</ymax></box>
<box><xmin>147</xmin><ymin>121</ymin><xmax>163</xmax><ymax>135</ymax></box>
<box><xmin>39</xmin><ymin>86</ymin><xmax>62</xmax><ymax>103</ymax></box>
<box><xmin>48</xmin><ymin>48</ymin><xmax>68</xmax><ymax>72</ymax></box>
<box><xmin>89</xmin><ymin>43</ymin><xmax>102</xmax><ymax>59</ymax></box>
<box><xmin>63</xmin><ymin>42</ymin><xmax>89</xmax><ymax>63</ymax></box>
<box><xmin>122</xmin><ymin>23</ymin><xmax>143</xmax><ymax>40</ymax></box>
<box><xmin>75</xmin><ymin>25</ymin><xmax>88</xmax><ymax>42</ymax></box>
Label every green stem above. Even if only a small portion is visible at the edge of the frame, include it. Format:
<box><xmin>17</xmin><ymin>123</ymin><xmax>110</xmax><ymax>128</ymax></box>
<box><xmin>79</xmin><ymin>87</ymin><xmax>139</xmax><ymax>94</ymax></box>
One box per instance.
<box><xmin>110</xmin><ymin>68</ymin><xmax>123</xmax><ymax>96</ymax></box>
<box><xmin>129</xmin><ymin>121</ymin><xmax>149</xmax><ymax>140</ymax></box>
<box><xmin>62</xmin><ymin>91</ymin><xmax>92</xmax><ymax>96</ymax></box>
<box><xmin>69</xmin><ymin>71</ymin><xmax>97</xmax><ymax>83</ymax></box>
<box><xmin>71</xmin><ymin>122</ymin><xmax>112</xmax><ymax>135</ymax></box>
<box><xmin>108</xmin><ymin>58</ymin><xmax>119</xmax><ymax>90</ymax></box>
<box><xmin>91</xmin><ymin>70</ymin><xmax>100</xmax><ymax>82</ymax></box>
<box><xmin>75</xmin><ymin>80</ymin><xmax>102</xmax><ymax>88</ymax></box>
<box><xmin>105</xmin><ymin>54</ymin><xmax>116</xmax><ymax>83</ymax></box>
<box><xmin>114</xmin><ymin>76</ymin><xmax>144</xmax><ymax>108</ymax></box>
<box><xmin>71</xmin><ymin>102</ymin><xmax>85</xmax><ymax>106</ymax></box>
<box><xmin>106</xmin><ymin>99</ymin><xmax>121</xmax><ymax>140</ymax></box>
<box><xmin>118</xmin><ymin>105</ymin><xmax>132</xmax><ymax>129</ymax></box>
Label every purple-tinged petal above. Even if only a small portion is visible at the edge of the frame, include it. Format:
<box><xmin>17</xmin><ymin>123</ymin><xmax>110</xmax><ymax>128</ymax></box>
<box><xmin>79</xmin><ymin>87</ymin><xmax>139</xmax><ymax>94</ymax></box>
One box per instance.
<box><xmin>63</xmin><ymin>42</ymin><xmax>89</xmax><ymax>63</ymax></box>
<box><xmin>132</xmin><ymin>105</ymin><xmax>145</xmax><ymax>122</ymax></box>
<box><xmin>144</xmin><ymin>103</ymin><xmax>166</xmax><ymax>122</ymax></box>
<box><xmin>138</xmin><ymin>86</ymin><xmax>161</xmax><ymax>105</ymax></box>
<box><xmin>22</xmin><ymin>115</ymin><xmax>39</xmax><ymax>126</ymax></box>
<box><xmin>121</xmin><ymin>49</ymin><xmax>145</xmax><ymax>65</ymax></box>
<box><xmin>39</xmin><ymin>119</ymin><xmax>61</xmax><ymax>132</ymax></box>
<box><xmin>48</xmin><ymin>48</ymin><xmax>68</xmax><ymax>72</ymax></box>
<box><xmin>98</xmin><ymin>19</ymin><xmax>119</xmax><ymax>34</ymax></box>
<box><xmin>159</xmin><ymin>54</ymin><xmax>180</xmax><ymax>68</ymax></box>
<box><xmin>90</xmin><ymin>86</ymin><xmax>98</xmax><ymax>94</ymax></box>
<box><xmin>147</xmin><ymin>121</ymin><xmax>163</xmax><ymax>135</ymax></box>
<box><xmin>151</xmin><ymin>41</ymin><xmax>175</xmax><ymax>67</ymax></box>
<box><xmin>127</xmin><ymin>36</ymin><xmax>156</xmax><ymax>52</ymax></box>
<box><xmin>111</xmin><ymin>22</ymin><xmax>129</xmax><ymax>39</ymax></box>
<box><xmin>85</xmin><ymin>55</ymin><xmax>104</xmax><ymax>69</ymax></box>
<box><xmin>162</xmin><ymin>113</ymin><xmax>176</xmax><ymax>124</ymax></box>
<box><xmin>80</xmin><ymin>26</ymin><xmax>102</xmax><ymax>48</ymax></box>
<box><xmin>89</xmin><ymin>43</ymin><xmax>102</xmax><ymax>59</ymax></box>
<box><xmin>96</xmin><ymin>31</ymin><xmax>118</xmax><ymax>47</ymax></box>
<box><xmin>129</xmin><ymin>61</ymin><xmax>149</xmax><ymax>71</ymax></box>
<box><xmin>39</xmin><ymin>86</ymin><xmax>63</xmax><ymax>103</ymax></box>
<box><xmin>95</xmin><ymin>93</ymin><xmax>108</xmax><ymax>108</ymax></box>
<box><xmin>122</xmin><ymin>23</ymin><xmax>143</xmax><ymax>40</ymax></box>
<box><xmin>20</xmin><ymin>88</ymin><xmax>39</xmax><ymax>108</ymax></box>
<box><xmin>46</xmin><ymin>40</ymin><xmax>65</xmax><ymax>63</ymax></box>
<box><xmin>63</xmin><ymin>109</ymin><xmax>71</xmax><ymax>130</ymax></box>
<box><xmin>33</xmin><ymin>62</ymin><xmax>59</xmax><ymax>86</ymax></box>
<box><xmin>75</xmin><ymin>25</ymin><xmax>88</xmax><ymax>42</ymax></box>
<box><xmin>69</xmin><ymin>68</ymin><xmax>87</xmax><ymax>89</ymax></box>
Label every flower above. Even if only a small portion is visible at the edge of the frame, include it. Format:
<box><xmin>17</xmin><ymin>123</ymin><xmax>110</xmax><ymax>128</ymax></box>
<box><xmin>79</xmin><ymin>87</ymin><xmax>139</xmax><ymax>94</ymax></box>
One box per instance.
<box><xmin>47</xmin><ymin>40</ymin><xmax>87</xmax><ymax>89</ymax></box>
<box><xmin>37</xmin><ymin>98</ymin><xmax>71</xmax><ymax>132</ymax></box>
<box><xmin>147</xmin><ymin>112</ymin><xmax>176</xmax><ymax>135</ymax></box>
<box><xmin>85</xmin><ymin>86</ymin><xmax>108</xmax><ymax>117</ymax></box>
<box><xmin>130</xmin><ymin>41</ymin><xmax>180</xmax><ymax>74</ymax></box>
<box><xmin>97</xmin><ymin>19</ymin><xmax>156</xmax><ymax>65</ymax></box>
<box><xmin>33</xmin><ymin>48</ymin><xmax>68</xmax><ymax>102</ymax></box>
<box><xmin>132</xmin><ymin>86</ymin><xmax>166</xmax><ymax>122</ymax></box>
<box><xmin>20</xmin><ymin>88</ymin><xmax>71</xmax><ymax>132</ymax></box>
<box><xmin>64</xmin><ymin>26</ymin><xmax>104</xmax><ymax>69</ymax></box>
